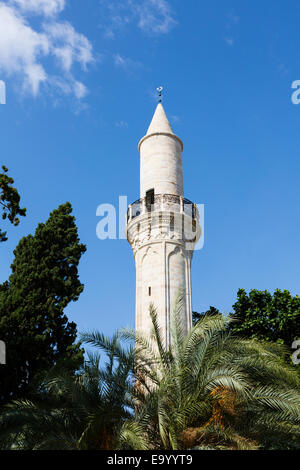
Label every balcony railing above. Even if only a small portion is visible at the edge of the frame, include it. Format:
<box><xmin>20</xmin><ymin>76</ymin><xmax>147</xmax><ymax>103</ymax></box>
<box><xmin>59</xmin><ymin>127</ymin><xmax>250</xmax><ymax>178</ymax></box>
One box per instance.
<box><xmin>127</xmin><ymin>194</ymin><xmax>199</xmax><ymax>223</ymax></box>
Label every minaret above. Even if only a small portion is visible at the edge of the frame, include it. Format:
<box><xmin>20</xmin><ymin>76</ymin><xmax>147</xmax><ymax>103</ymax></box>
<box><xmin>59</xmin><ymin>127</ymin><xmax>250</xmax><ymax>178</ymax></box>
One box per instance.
<box><xmin>126</xmin><ymin>96</ymin><xmax>200</xmax><ymax>348</ymax></box>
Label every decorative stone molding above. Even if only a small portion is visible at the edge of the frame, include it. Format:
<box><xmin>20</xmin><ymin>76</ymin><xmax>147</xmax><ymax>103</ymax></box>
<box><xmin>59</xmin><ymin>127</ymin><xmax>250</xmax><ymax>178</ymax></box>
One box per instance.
<box><xmin>138</xmin><ymin>132</ymin><xmax>183</xmax><ymax>152</ymax></box>
<box><xmin>127</xmin><ymin>207</ymin><xmax>200</xmax><ymax>256</ymax></box>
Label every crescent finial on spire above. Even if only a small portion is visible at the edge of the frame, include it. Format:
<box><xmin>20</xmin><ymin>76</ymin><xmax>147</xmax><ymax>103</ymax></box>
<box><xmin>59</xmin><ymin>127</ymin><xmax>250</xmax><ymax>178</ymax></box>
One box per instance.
<box><xmin>157</xmin><ymin>86</ymin><xmax>163</xmax><ymax>103</ymax></box>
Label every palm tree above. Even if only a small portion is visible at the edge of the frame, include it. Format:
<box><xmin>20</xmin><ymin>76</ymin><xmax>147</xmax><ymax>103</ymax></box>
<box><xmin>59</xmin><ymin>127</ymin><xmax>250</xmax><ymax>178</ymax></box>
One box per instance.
<box><xmin>1</xmin><ymin>295</ymin><xmax>299</xmax><ymax>450</ymax></box>
<box><xmin>0</xmin><ymin>334</ymin><xmax>136</xmax><ymax>450</ymax></box>
<box><xmin>118</xmin><ymin>296</ymin><xmax>300</xmax><ymax>450</ymax></box>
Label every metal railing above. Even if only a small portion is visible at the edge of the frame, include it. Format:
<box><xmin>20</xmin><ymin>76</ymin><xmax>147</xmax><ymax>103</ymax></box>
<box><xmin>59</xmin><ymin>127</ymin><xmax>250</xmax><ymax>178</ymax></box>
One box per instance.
<box><xmin>127</xmin><ymin>194</ymin><xmax>198</xmax><ymax>222</ymax></box>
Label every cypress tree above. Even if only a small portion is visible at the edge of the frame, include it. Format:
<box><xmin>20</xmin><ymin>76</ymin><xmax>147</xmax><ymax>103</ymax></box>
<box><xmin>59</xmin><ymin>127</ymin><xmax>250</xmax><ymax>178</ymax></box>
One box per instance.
<box><xmin>0</xmin><ymin>202</ymin><xmax>86</xmax><ymax>403</ymax></box>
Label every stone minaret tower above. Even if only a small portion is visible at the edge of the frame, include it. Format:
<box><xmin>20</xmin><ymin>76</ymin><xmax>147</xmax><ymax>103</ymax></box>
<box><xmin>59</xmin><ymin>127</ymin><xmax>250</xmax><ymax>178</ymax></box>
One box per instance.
<box><xmin>126</xmin><ymin>99</ymin><xmax>200</xmax><ymax>348</ymax></box>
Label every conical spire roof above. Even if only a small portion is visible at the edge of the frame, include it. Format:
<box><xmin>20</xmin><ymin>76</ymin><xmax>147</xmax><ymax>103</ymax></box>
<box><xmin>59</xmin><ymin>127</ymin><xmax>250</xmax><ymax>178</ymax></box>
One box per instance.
<box><xmin>146</xmin><ymin>102</ymin><xmax>174</xmax><ymax>136</ymax></box>
<box><xmin>139</xmin><ymin>101</ymin><xmax>183</xmax><ymax>151</ymax></box>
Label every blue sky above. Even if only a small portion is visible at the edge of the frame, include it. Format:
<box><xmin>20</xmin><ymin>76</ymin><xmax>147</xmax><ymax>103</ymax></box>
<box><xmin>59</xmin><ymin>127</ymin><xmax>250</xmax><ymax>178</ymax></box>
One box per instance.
<box><xmin>0</xmin><ymin>0</ymin><xmax>300</xmax><ymax>338</ymax></box>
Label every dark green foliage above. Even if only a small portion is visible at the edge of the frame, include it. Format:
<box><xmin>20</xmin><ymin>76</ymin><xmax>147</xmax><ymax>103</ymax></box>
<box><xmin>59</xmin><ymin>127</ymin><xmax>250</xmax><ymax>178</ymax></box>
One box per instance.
<box><xmin>1</xmin><ymin>300</ymin><xmax>299</xmax><ymax>450</ymax></box>
<box><xmin>194</xmin><ymin>290</ymin><xmax>300</xmax><ymax>347</ymax></box>
<box><xmin>192</xmin><ymin>306</ymin><xmax>221</xmax><ymax>325</ymax></box>
<box><xmin>126</xmin><ymin>302</ymin><xmax>300</xmax><ymax>450</ymax></box>
<box><xmin>194</xmin><ymin>289</ymin><xmax>300</xmax><ymax>378</ymax></box>
<box><xmin>0</xmin><ymin>203</ymin><xmax>86</xmax><ymax>403</ymax></box>
<box><xmin>229</xmin><ymin>288</ymin><xmax>300</xmax><ymax>346</ymax></box>
<box><xmin>0</xmin><ymin>166</ymin><xmax>26</xmax><ymax>242</ymax></box>
<box><xmin>0</xmin><ymin>348</ymin><xmax>135</xmax><ymax>450</ymax></box>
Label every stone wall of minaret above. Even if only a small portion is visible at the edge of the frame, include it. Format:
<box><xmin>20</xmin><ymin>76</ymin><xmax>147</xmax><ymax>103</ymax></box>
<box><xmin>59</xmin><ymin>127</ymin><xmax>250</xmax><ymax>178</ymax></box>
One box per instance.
<box><xmin>126</xmin><ymin>102</ymin><xmax>200</xmax><ymax>349</ymax></box>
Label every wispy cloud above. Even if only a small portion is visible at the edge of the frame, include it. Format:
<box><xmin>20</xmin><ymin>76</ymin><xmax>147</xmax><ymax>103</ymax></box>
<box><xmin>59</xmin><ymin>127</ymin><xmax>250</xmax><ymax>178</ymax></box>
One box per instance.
<box><xmin>115</xmin><ymin>120</ymin><xmax>128</xmax><ymax>128</ymax></box>
<box><xmin>0</xmin><ymin>1</ymin><xmax>93</xmax><ymax>99</ymax></box>
<box><xmin>9</xmin><ymin>0</ymin><xmax>66</xmax><ymax>17</ymax></box>
<box><xmin>44</xmin><ymin>22</ymin><xmax>93</xmax><ymax>73</ymax></box>
<box><xmin>136</xmin><ymin>0</ymin><xmax>177</xmax><ymax>35</ymax></box>
<box><xmin>224</xmin><ymin>38</ymin><xmax>234</xmax><ymax>46</ymax></box>
<box><xmin>170</xmin><ymin>114</ymin><xmax>180</xmax><ymax>124</ymax></box>
<box><xmin>224</xmin><ymin>10</ymin><xmax>239</xmax><ymax>46</ymax></box>
<box><xmin>226</xmin><ymin>12</ymin><xmax>240</xmax><ymax>25</ymax></box>
<box><xmin>113</xmin><ymin>53</ymin><xmax>142</xmax><ymax>72</ymax></box>
<box><xmin>114</xmin><ymin>54</ymin><xmax>127</xmax><ymax>68</ymax></box>
<box><xmin>278</xmin><ymin>63</ymin><xmax>289</xmax><ymax>77</ymax></box>
<box><xmin>100</xmin><ymin>0</ymin><xmax>177</xmax><ymax>38</ymax></box>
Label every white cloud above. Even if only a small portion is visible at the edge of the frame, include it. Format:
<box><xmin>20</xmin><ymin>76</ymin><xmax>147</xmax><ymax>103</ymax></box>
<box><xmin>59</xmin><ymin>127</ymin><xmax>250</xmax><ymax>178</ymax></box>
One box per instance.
<box><xmin>24</xmin><ymin>63</ymin><xmax>47</xmax><ymax>95</ymax></box>
<box><xmin>136</xmin><ymin>0</ymin><xmax>176</xmax><ymax>35</ymax></box>
<box><xmin>0</xmin><ymin>4</ymin><xmax>49</xmax><ymax>95</ymax></box>
<box><xmin>9</xmin><ymin>0</ymin><xmax>65</xmax><ymax>17</ymax></box>
<box><xmin>170</xmin><ymin>115</ymin><xmax>180</xmax><ymax>123</ymax></box>
<box><xmin>115</xmin><ymin>120</ymin><xmax>128</xmax><ymax>128</ymax></box>
<box><xmin>224</xmin><ymin>37</ymin><xmax>234</xmax><ymax>46</ymax></box>
<box><xmin>224</xmin><ymin>10</ymin><xmax>239</xmax><ymax>46</ymax></box>
<box><xmin>227</xmin><ymin>12</ymin><xmax>240</xmax><ymax>25</ymax></box>
<box><xmin>114</xmin><ymin>54</ymin><xmax>126</xmax><ymax>67</ymax></box>
<box><xmin>0</xmin><ymin>1</ymin><xmax>93</xmax><ymax>99</ymax></box>
<box><xmin>100</xmin><ymin>0</ymin><xmax>176</xmax><ymax>37</ymax></box>
<box><xmin>45</xmin><ymin>22</ymin><xmax>93</xmax><ymax>72</ymax></box>
<box><xmin>73</xmin><ymin>80</ymin><xmax>88</xmax><ymax>99</ymax></box>
<box><xmin>113</xmin><ymin>53</ymin><xmax>142</xmax><ymax>72</ymax></box>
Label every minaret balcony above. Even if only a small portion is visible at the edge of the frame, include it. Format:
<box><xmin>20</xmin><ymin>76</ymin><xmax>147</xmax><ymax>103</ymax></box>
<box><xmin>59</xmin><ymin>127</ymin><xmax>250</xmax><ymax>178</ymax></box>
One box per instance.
<box><xmin>126</xmin><ymin>194</ymin><xmax>201</xmax><ymax>252</ymax></box>
<box><xmin>127</xmin><ymin>194</ymin><xmax>199</xmax><ymax>223</ymax></box>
